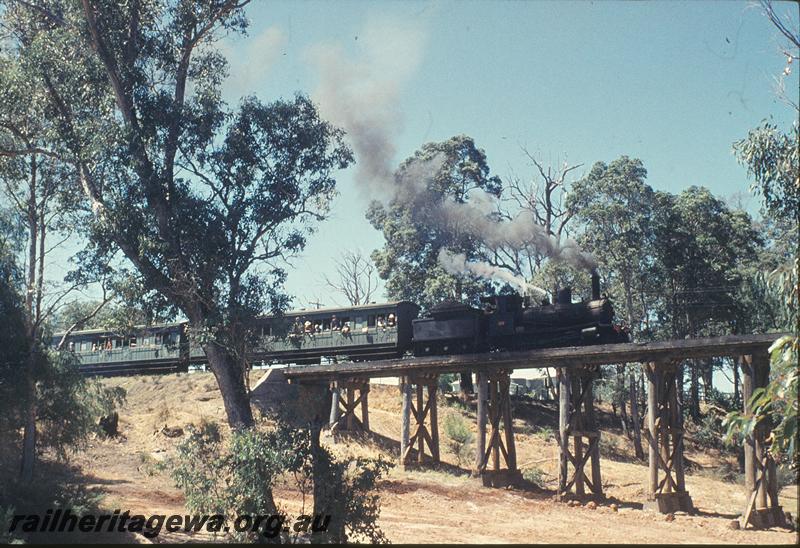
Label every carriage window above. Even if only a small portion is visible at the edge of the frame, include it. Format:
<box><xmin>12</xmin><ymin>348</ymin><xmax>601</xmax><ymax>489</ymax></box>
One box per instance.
<box><xmin>81</xmin><ymin>341</ymin><xmax>90</xmax><ymax>352</ymax></box>
<box><xmin>322</xmin><ymin>319</ymin><xmax>331</xmax><ymax>330</ymax></box>
<box><xmin>129</xmin><ymin>337</ymin><xmax>137</xmax><ymax>348</ymax></box>
<box><xmin>367</xmin><ymin>315</ymin><xmax>376</xmax><ymax>327</ymax></box>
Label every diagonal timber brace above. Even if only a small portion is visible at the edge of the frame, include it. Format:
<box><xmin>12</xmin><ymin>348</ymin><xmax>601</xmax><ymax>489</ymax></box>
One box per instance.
<box><xmin>557</xmin><ymin>365</ymin><xmax>603</xmax><ymax>498</ymax></box>
<box><xmin>400</xmin><ymin>373</ymin><xmax>440</xmax><ymax>467</ymax></box>
<box><xmin>475</xmin><ymin>369</ymin><xmax>520</xmax><ymax>487</ymax></box>
<box><xmin>643</xmin><ymin>360</ymin><xmax>693</xmax><ymax>513</ymax></box>
<box><xmin>739</xmin><ymin>353</ymin><xmax>785</xmax><ymax>529</ymax></box>
<box><xmin>328</xmin><ymin>378</ymin><xmax>370</xmax><ymax>433</ymax></box>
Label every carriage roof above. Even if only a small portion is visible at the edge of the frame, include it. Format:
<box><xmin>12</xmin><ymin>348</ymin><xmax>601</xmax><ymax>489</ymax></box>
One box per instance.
<box><xmin>53</xmin><ymin>301</ymin><xmax>418</xmax><ymax>339</ymax></box>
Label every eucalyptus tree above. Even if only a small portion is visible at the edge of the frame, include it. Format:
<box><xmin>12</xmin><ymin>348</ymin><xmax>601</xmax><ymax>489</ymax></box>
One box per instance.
<box><xmin>0</xmin><ymin>0</ymin><xmax>353</xmax><ymax>430</ymax></box>
<box><xmin>568</xmin><ymin>156</ymin><xmax>656</xmax><ymax>458</ymax></box>
<box><xmin>651</xmin><ymin>187</ymin><xmax>761</xmax><ymax>419</ymax></box>
<box><xmin>367</xmin><ymin>135</ymin><xmax>501</xmax><ymax>312</ymax></box>
<box><xmin>0</xmin><ymin>45</ymin><xmax>99</xmax><ymax>481</ymax></box>
<box><xmin>726</xmin><ymin>2</ymin><xmax>798</xmax><ymax>461</ymax></box>
<box><xmin>367</xmin><ymin>135</ymin><xmax>501</xmax><ymax>393</ymax></box>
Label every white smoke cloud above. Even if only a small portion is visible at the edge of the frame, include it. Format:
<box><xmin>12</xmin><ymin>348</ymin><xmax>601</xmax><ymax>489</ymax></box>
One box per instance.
<box><xmin>308</xmin><ymin>16</ymin><xmax>425</xmax><ymax>194</ymax></box>
<box><xmin>308</xmin><ymin>16</ymin><xmax>596</xmax><ymax>294</ymax></box>
<box><xmin>438</xmin><ymin>250</ymin><xmax>548</xmax><ymax>300</ymax></box>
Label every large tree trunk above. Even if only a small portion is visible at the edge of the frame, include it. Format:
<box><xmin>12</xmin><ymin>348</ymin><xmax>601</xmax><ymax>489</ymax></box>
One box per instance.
<box><xmin>701</xmin><ymin>358</ymin><xmax>713</xmax><ymax>402</ymax></box>
<box><xmin>20</xmin><ymin>157</ymin><xmax>38</xmax><ymax>482</ymax></box>
<box><xmin>203</xmin><ymin>343</ymin><xmax>254</xmax><ymax>429</ymax></box>
<box><xmin>629</xmin><ymin>371</ymin><xmax>644</xmax><ymax>460</ymax></box>
<box><xmin>688</xmin><ymin>360</ymin><xmax>701</xmax><ymax>421</ymax></box>
<box><xmin>459</xmin><ymin>371</ymin><xmax>474</xmax><ymax>398</ymax></box>
<box><xmin>20</xmin><ymin>343</ymin><xmax>37</xmax><ymax>483</ymax></box>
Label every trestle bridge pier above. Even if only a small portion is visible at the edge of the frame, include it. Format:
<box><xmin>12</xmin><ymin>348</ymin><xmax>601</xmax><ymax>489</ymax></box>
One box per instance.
<box><xmin>282</xmin><ymin>333</ymin><xmax>791</xmax><ymax>530</ymax></box>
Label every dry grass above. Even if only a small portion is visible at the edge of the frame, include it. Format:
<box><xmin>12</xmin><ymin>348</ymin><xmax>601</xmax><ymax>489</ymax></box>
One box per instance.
<box><xmin>52</xmin><ymin>371</ymin><xmax>798</xmax><ymax>544</ymax></box>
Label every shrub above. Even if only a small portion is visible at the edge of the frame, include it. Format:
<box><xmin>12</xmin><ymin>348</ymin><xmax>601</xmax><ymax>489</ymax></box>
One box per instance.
<box><xmin>13</xmin><ymin>349</ymin><xmax>127</xmax><ymax>460</ymax></box>
<box><xmin>692</xmin><ymin>412</ymin><xmax>731</xmax><ymax>451</ymax></box>
<box><xmin>443</xmin><ymin>412</ymin><xmax>474</xmax><ymax>467</ymax></box>
<box><xmin>170</xmin><ymin>420</ymin><xmax>392</xmax><ymax>543</ymax></box>
<box><xmin>313</xmin><ymin>447</ymin><xmax>393</xmax><ymax>543</ymax></box>
<box><xmin>534</xmin><ymin>425</ymin><xmax>555</xmax><ymax>441</ymax></box>
<box><xmin>438</xmin><ymin>373</ymin><xmax>459</xmax><ymax>393</ymax></box>
<box><xmin>522</xmin><ymin>467</ymin><xmax>547</xmax><ymax>488</ymax></box>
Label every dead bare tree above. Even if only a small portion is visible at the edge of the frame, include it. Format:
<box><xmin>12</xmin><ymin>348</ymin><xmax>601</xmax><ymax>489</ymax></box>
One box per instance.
<box><xmin>492</xmin><ymin>147</ymin><xmax>584</xmax><ymax>295</ymax></box>
<box><xmin>322</xmin><ymin>250</ymin><xmax>379</xmax><ymax>306</ymax></box>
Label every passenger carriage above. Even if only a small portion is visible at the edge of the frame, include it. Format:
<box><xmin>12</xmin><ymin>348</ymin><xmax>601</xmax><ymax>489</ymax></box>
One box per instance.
<box><xmin>56</xmin><ymin>301</ymin><xmax>419</xmax><ymax>375</ymax></box>
<box><xmin>188</xmin><ymin>301</ymin><xmax>419</xmax><ymax>366</ymax></box>
<box><xmin>52</xmin><ymin>323</ymin><xmax>187</xmax><ymax>376</ymax></box>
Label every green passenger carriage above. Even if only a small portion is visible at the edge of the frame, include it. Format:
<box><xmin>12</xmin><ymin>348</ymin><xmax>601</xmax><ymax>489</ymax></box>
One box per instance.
<box><xmin>55</xmin><ymin>301</ymin><xmax>420</xmax><ymax>375</ymax></box>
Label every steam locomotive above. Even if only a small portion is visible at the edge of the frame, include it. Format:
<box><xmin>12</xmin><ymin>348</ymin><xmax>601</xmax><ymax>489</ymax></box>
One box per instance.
<box><xmin>412</xmin><ymin>272</ymin><xmax>628</xmax><ymax>356</ymax></box>
<box><xmin>53</xmin><ymin>273</ymin><xmax>627</xmax><ymax>376</ymax></box>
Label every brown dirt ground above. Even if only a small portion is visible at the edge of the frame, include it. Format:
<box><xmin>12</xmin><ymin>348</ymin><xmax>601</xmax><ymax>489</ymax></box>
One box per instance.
<box><xmin>57</xmin><ymin>370</ymin><xmax>799</xmax><ymax>544</ymax></box>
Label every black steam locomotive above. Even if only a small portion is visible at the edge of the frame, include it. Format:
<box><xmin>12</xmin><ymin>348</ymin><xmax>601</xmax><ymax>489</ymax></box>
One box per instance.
<box><xmin>54</xmin><ymin>274</ymin><xmax>627</xmax><ymax>376</ymax></box>
<box><xmin>412</xmin><ymin>272</ymin><xmax>628</xmax><ymax>356</ymax></box>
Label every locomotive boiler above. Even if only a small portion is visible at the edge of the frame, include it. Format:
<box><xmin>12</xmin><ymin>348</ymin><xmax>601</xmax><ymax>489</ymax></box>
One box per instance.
<box><xmin>412</xmin><ymin>273</ymin><xmax>628</xmax><ymax>356</ymax></box>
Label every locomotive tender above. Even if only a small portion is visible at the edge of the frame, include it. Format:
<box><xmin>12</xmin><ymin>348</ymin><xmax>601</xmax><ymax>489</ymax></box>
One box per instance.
<box><xmin>53</xmin><ymin>274</ymin><xmax>627</xmax><ymax>376</ymax></box>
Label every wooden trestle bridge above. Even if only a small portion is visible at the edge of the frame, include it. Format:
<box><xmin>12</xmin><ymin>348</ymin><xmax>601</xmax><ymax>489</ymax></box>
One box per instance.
<box><xmin>282</xmin><ymin>333</ymin><xmax>790</xmax><ymax>530</ymax></box>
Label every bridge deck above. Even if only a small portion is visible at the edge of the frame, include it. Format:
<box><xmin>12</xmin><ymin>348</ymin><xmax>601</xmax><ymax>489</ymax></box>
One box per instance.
<box><xmin>282</xmin><ymin>333</ymin><xmax>784</xmax><ymax>381</ymax></box>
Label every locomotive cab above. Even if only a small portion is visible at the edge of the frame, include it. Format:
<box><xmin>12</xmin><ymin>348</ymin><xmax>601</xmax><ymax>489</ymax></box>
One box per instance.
<box><xmin>480</xmin><ymin>294</ymin><xmax>524</xmax><ymax>338</ymax></box>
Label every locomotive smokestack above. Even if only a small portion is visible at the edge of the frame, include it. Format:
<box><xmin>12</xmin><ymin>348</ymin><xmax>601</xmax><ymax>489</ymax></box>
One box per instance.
<box><xmin>556</xmin><ymin>287</ymin><xmax>572</xmax><ymax>305</ymax></box>
<box><xmin>591</xmin><ymin>271</ymin><xmax>601</xmax><ymax>301</ymax></box>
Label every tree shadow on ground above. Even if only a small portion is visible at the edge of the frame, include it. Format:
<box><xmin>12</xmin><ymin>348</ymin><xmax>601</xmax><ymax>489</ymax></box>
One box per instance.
<box><xmin>329</xmin><ymin>428</ymin><xmax>473</xmax><ymax>477</ymax></box>
<box><xmin>2</xmin><ymin>458</ymin><xmax>141</xmax><ymax>544</ymax></box>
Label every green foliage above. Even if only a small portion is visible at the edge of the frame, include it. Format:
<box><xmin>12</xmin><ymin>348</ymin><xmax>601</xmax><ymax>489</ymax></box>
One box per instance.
<box><xmin>438</xmin><ymin>373</ymin><xmax>459</xmax><ymax>393</ymax></box>
<box><xmin>0</xmin><ymin>246</ymin><xmax>125</xmax><ymax>466</ymax></box>
<box><xmin>691</xmin><ymin>412</ymin><xmax>729</xmax><ymax>451</ymax></box>
<box><xmin>725</xmin><ymin>335</ymin><xmax>799</xmax><ymax>470</ymax></box>
<box><xmin>0</xmin><ymin>251</ymin><xmax>28</xmax><ymax>456</ymax></box>
<box><xmin>443</xmin><ymin>412</ymin><xmax>474</xmax><ymax>467</ymax></box>
<box><xmin>533</xmin><ymin>425</ymin><xmax>555</xmax><ymax>442</ymax></box>
<box><xmin>171</xmin><ymin>420</ymin><xmax>392</xmax><ymax>543</ymax></box>
<box><xmin>522</xmin><ymin>467</ymin><xmax>547</xmax><ymax>488</ymax></box>
<box><xmin>1</xmin><ymin>0</ymin><xmax>354</xmax><ymax>429</ymax></box>
<box><xmin>34</xmin><ymin>350</ymin><xmax>127</xmax><ymax>458</ymax></box>
<box><xmin>367</xmin><ymin>135</ymin><xmax>500</xmax><ymax>311</ymax></box>
<box><xmin>313</xmin><ymin>446</ymin><xmax>392</xmax><ymax>544</ymax></box>
<box><xmin>733</xmin><ymin>121</ymin><xmax>799</xmax><ymax>226</ymax></box>
<box><xmin>53</xmin><ymin>299</ymin><xmax>154</xmax><ymax>336</ymax></box>
<box><xmin>569</xmin><ymin>156</ymin><xmax>655</xmax><ymax>335</ymax></box>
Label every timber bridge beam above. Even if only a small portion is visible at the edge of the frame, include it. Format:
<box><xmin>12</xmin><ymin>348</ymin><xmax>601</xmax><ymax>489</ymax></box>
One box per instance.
<box><xmin>283</xmin><ymin>333</ymin><xmax>788</xmax><ymax>529</ymax></box>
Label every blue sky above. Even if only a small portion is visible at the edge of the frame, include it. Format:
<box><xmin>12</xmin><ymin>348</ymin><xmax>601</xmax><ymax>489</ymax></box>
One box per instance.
<box><xmin>46</xmin><ymin>0</ymin><xmax>798</xmax><ymax>310</ymax></box>
<box><xmin>208</xmin><ymin>0</ymin><xmax>797</xmax><ymax>308</ymax></box>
